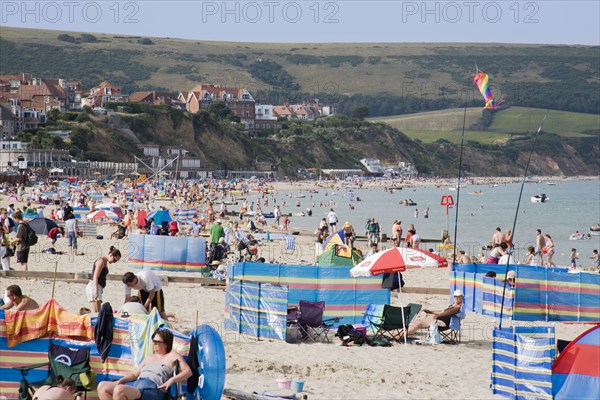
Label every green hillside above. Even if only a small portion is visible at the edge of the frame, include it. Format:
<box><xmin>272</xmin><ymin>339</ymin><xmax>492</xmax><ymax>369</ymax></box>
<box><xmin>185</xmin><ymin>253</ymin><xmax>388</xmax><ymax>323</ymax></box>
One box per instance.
<box><xmin>370</xmin><ymin>106</ymin><xmax>600</xmax><ymax>144</ymax></box>
<box><xmin>488</xmin><ymin>107</ymin><xmax>600</xmax><ymax>136</ymax></box>
<box><xmin>1</xmin><ymin>27</ymin><xmax>599</xmax><ymax>115</ymax></box>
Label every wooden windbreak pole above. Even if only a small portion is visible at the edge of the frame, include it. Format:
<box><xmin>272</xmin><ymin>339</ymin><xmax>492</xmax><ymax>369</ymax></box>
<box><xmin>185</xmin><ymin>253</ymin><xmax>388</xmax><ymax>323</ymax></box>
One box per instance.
<box><xmin>51</xmin><ymin>261</ymin><xmax>58</xmax><ymax>299</ymax></box>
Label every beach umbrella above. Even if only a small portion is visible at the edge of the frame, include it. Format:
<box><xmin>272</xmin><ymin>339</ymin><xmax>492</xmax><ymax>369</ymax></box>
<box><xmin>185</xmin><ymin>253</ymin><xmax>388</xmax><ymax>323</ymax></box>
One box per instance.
<box><xmin>350</xmin><ymin>247</ymin><xmax>448</xmax><ymax>344</ymax></box>
<box><xmin>87</xmin><ymin>210</ymin><xmax>119</xmax><ymax>221</ymax></box>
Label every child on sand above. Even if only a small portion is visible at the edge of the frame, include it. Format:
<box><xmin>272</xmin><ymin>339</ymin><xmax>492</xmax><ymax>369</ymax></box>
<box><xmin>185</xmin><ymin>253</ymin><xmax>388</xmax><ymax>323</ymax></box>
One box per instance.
<box><xmin>570</xmin><ymin>248</ymin><xmax>578</xmax><ymax>270</ymax></box>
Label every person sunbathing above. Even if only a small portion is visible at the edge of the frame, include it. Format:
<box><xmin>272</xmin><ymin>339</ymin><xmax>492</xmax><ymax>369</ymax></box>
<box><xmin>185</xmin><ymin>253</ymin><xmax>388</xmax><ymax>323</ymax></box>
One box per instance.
<box><xmin>401</xmin><ymin>289</ymin><xmax>464</xmax><ymax>338</ymax></box>
<box><xmin>33</xmin><ymin>377</ymin><xmax>77</xmax><ymax>400</ymax></box>
<box><xmin>98</xmin><ymin>329</ymin><xmax>192</xmax><ymax>400</ymax></box>
<box><xmin>1</xmin><ymin>284</ymin><xmax>40</xmax><ymax>311</ymax></box>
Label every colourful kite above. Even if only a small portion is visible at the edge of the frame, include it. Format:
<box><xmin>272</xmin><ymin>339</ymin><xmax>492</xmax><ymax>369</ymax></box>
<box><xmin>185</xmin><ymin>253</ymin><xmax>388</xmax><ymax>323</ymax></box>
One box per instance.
<box><xmin>473</xmin><ymin>70</ymin><xmax>498</xmax><ymax>109</ymax></box>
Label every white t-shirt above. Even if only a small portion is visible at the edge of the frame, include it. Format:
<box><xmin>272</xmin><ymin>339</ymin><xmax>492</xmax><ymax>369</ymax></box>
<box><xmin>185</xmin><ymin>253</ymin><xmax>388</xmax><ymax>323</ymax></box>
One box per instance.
<box><xmin>124</xmin><ymin>269</ymin><xmax>163</xmax><ymax>296</ymax></box>
<box><xmin>327</xmin><ymin>211</ymin><xmax>338</xmax><ymax>224</ymax></box>
<box><xmin>117</xmin><ymin>302</ymin><xmax>149</xmax><ymax>316</ymax></box>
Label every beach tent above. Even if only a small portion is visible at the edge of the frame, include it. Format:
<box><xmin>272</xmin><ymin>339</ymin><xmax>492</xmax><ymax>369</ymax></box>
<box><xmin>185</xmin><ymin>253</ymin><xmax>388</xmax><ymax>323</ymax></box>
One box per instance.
<box><xmin>322</xmin><ymin>229</ymin><xmax>346</xmax><ymax>251</ymax></box>
<box><xmin>27</xmin><ymin>217</ymin><xmax>58</xmax><ymax>235</ymax></box>
<box><xmin>552</xmin><ymin>324</ymin><xmax>600</xmax><ymax>399</ymax></box>
<box><xmin>148</xmin><ymin>209</ymin><xmax>171</xmax><ymax>224</ymax></box>
<box><xmin>317</xmin><ymin>244</ymin><xmax>362</xmax><ymax>266</ymax></box>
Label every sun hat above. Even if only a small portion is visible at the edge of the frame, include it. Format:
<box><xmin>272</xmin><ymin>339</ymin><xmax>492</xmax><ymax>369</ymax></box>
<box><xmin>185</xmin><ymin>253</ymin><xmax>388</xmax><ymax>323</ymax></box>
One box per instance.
<box><xmin>453</xmin><ymin>289</ymin><xmax>464</xmax><ymax>297</ymax></box>
<box><xmin>216</xmin><ymin>219</ymin><xmax>222</xmax><ymax>224</ymax></box>
<box><xmin>507</xmin><ymin>270</ymin><xmax>516</xmax><ymax>279</ymax></box>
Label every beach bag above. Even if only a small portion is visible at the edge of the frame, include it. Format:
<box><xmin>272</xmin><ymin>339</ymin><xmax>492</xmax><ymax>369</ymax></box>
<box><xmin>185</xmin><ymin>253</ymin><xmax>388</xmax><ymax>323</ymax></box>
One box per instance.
<box><xmin>336</xmin><ymin>324</ymin><xmax>366</xmax><ymax>346</ymax></box>
<box><xmin>23</xmin><ymin>223</ymin><xmax>38</xmax><ymax>246</ymax></box>
<box><xmin>4</xmin><ymin>245</ymin><xmax>15</xmax><ymax>258</ymax></box>
<box><xmin>427</xmin><ymin>323</ymin><xmax>441</xmax><ymax>345</ymax></box>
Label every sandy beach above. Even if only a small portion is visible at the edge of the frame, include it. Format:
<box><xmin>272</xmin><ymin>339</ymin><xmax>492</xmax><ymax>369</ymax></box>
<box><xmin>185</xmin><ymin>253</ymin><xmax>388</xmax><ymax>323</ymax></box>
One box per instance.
<box><xmin>0</xmin><ymin>180</ymin><xmax>593</xmax><ymax>399</ymax></box>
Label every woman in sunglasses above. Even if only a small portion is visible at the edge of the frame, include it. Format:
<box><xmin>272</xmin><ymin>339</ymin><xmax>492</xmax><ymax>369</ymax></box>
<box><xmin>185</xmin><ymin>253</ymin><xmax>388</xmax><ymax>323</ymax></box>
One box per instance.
<box><xmin>98</xmin><ymin>329</ymin><xmax>192</xmax><ymax>400</ymax></box>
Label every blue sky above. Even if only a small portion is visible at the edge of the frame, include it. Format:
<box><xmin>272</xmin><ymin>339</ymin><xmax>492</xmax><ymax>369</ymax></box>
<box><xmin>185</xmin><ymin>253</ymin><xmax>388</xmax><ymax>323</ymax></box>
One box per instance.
<box><xmin>1</xmin><ymin>1</ymin><xmax>599</xmax><ymax>45</ymax></box>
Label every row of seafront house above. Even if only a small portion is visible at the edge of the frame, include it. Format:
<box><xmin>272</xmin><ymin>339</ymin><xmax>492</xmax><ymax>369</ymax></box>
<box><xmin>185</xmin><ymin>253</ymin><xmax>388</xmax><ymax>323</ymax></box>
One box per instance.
<box><xmin>0</xmin><ymin>73</ymin><xmax>335</xmax><ymax>181</ymax></box>
<box><xmin>0</xmin><ymin>72</ymin><xmax>412</xmax><ymax>181</ymax></box>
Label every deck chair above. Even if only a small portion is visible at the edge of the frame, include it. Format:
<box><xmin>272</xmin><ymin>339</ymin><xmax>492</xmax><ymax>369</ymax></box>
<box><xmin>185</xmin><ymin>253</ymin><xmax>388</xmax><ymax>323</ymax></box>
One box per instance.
<box><xmin>290</xmin><ymin>300</ymin><xmax>343</xmax><ymax>343</ymax></box>
<box><xmin>370</xmin><ymin>303</ymin><xmax>422</xmax><ymax>342</ymax></box>
<box><xmin>14</xmin><ymin>343</ymin><xmax>93</xmax><ymax>400</ymax></box>
<box><xmin>439</xmin><ymin>306</ymin><xmax>465</xmax><ymax>344</ymax></box>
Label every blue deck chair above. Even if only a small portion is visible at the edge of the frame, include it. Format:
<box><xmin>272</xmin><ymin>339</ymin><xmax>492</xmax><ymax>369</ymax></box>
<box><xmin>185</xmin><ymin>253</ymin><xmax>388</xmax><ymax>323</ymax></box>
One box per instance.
<box><xmin>439</xmin><ymin>305</ymin><xmax>465</xmax><ymax>344</ymax></box>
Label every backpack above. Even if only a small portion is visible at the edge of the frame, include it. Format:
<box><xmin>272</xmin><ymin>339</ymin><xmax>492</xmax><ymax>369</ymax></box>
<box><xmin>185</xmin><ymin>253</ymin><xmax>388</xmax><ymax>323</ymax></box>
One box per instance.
<box><xmin>336</xmin><ymin>324</ymin><xmax>366</xmax><ymax>346</ymax></box>
<box><xmin>23</xmin><ymin>223</ymin><xmax>38</xmax><ymax>246</ymax></box>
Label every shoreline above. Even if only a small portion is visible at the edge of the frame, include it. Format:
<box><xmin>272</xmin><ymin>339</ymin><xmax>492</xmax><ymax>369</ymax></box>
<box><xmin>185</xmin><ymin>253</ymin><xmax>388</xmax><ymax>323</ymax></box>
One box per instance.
<box><xmin>0</xmin><ymin>177</ymin><xmax>596</xmax><ymax>399</ymax></box>
<box><xmin>268</xmin><ymin>175</ymin><xmax>598</xmax><ymax>192</ymax></box>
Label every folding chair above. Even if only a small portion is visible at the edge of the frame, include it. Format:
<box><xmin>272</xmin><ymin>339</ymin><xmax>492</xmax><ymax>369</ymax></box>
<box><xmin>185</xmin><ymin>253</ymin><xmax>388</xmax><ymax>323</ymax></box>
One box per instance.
<box><xmin>14</xmin><ymin>343</ymin><xmax>93</xmax><ymax>399</ymax></box>
<box><xmin>439</xmin><ymin>306</ymin><xmax>465</xmax><ymax>344</ymax></box>
<box><xmin>290</xmin><ymin>300</ymin><xmax>343</xmax><ymax>343</ymax></box>
<box><xmin>370</xmin><ymin>303</ymin><xmax>422</xmax><ymax>342</ymax></box>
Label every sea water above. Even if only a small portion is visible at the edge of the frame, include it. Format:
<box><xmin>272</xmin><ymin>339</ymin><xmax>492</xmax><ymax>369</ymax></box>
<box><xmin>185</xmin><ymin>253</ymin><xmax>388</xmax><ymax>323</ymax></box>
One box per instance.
<box><xmin>252</xmin><ymin>179</ymin><xmax>599</xmax><ymax>267</ymax></box>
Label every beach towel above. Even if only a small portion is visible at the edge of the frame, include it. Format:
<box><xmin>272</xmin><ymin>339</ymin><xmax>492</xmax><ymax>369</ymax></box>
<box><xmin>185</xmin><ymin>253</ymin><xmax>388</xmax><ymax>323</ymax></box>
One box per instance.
<box><xmin>127</xmin><ymin>308</ymin><xmax>169</xmax><ymax>366</ymax></box>
<box><xmin>284</xmin><ymin>235</ymin><xmax>296</xmax><ymax>251</ymax></box>
<box><xmin>137</xmin><ymin>210</ymin><xmax>147</xmax><ymax>227</ymax></box>
<box><xmin>95</xmin><ymin>302</ymin><xmax>113</xmax><ymax>362</ymax></box>
<box><xmin>4</xmin><ymin>299</ymin><xmax>93</xmax><ymax>347</ymax></box>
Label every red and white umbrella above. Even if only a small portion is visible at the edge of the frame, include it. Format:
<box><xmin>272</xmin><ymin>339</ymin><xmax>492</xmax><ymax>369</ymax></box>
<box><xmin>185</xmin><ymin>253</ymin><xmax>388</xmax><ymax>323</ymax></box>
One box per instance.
<box><xmin>350</xmin><ymin>247</ymin><xmax>448</xmax><ymax>277</ymax></box>
<box><xmin>350</xmin><ymin>247</ymin><xmax>448</xmax><ymax>345</ymax></box>
<box><xmin>87</xmin><ymin>210</ymin><xmax>119</xmax><ymax>220</ymax></box>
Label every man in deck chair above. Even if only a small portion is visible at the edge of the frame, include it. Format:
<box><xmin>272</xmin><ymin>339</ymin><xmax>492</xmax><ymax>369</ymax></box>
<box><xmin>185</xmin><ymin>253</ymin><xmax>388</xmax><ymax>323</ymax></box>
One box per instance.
<box><xmin>292</xmin><ymin>300</ymin><xmax>342</xmax><ymax>343</ymax></box>
<box><xmin>400</xmin><ymin>289</ymin><xmax>465</xmax><ymax>343</ymax></box>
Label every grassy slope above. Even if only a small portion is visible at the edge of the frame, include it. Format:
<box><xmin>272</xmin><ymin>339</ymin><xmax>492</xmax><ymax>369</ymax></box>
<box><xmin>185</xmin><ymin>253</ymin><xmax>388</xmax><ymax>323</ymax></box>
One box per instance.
<box><xmin>488</xmin><ymin>107</ymin><xmax>600</xmax><ymax>135</ymax></box>
<box><xmin>371</xmin><ymin>106</ymin><xmax>600</xmax><ymax>143</ymax></box>
<box><xmin>369</xmin><ymin>108</ymin><xmax>483</xmax><ymax>131</ymax></box>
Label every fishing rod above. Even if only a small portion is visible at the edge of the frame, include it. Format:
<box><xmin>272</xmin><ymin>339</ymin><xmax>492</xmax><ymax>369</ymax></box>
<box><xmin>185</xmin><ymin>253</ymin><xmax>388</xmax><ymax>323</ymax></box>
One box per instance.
<box><xmin>498</xmin><ymin>111</ymin><xmax>549</xmax><ymax>327</ymax></box>
<box><xmin>451</xmin><ymin>99</ymin><xmax>468</xmax><ymax>264</ymax></box>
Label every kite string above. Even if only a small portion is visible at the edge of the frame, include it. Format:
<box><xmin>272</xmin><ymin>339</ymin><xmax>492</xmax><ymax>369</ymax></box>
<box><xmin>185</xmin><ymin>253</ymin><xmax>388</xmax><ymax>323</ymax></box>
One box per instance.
<box><xmin>452</xmin><ymin>98</ymin><xmax>468</xmax><ymax>263</ymax></box>
<box><xmin>498</xmin><ymin>111</ymin><xmax>549</xmax><ymax>327</ymax></box>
